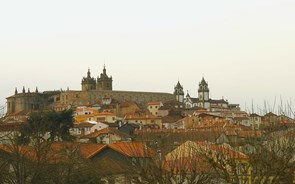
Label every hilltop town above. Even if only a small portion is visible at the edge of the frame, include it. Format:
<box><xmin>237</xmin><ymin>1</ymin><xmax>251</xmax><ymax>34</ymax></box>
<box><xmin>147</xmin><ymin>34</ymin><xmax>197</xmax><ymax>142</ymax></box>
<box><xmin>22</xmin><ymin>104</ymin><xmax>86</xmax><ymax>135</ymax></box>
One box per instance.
<box><xmin>1</xmin><ymin>66</ymin><xmax>295</xmax><ymax>183</ymax></box>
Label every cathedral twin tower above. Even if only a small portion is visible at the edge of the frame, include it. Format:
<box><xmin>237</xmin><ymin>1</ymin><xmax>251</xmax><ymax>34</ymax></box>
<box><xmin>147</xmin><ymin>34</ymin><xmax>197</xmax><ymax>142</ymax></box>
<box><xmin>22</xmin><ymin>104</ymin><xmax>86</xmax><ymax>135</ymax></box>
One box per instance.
<box><xmin>81</xmin><ymin>65</ymin><xmax>113</xmax><ymax>91</ymax></box>
<box><xmin>82</xmin><ymin>65</ymin><xmax>210</xmax><ymax>104</ymax></box>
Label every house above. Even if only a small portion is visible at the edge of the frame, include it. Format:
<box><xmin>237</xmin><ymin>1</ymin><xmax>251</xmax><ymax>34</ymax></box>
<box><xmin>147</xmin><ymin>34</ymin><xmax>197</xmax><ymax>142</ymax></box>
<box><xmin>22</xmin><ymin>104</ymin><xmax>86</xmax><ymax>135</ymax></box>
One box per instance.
<box><xmin>262</xmin><ymin>112</ymin><xmax>280</xmax><ymax>127</ymax></box>
<box><xmin>216</xmin><ymin>130</ymin><xmax>262</xmax><ymax>145</ymax></box>
<box><xmin>124</xmin><ymin>114</ymin><xmax>162</xmax><ymax>129</ymax></box>
<box><xmin>165</xmin><ymin>140</ymin><xmax>252</xmax><ymax>184</ymax></box>
<box><xmin>74</xmin><ymin>109</ymin><xmax>117</xmax><ymax>123</ymax></box>
<box><xmin>0</xmin><ymin>142</ymin><xmax>135</xmax><ymax>183</ymax></box>
<box><xmin>80</xmin><ymin>127</ymin><xmax>132</xmax><ymax>144</ymax></box>
<box><xmin>157</xmin><ymin>100</ymin><xmax>185</xmax><ymax>117</ymax></box>
<box><xmin>75</xmin><ymin>106</ymin><xmax>98</xmax><ymax>116</ymax></box>
<box><xmin>167</xmin><ymin>116</ymin><xmax>193</xmax><ymax>129</ymax></box>
<box><xmin>147</xmin><ymin>101</ymin><xmax>163</xmax><ymax>116</ymax></box>
<box><xmin>117</xmin><ymin>101</ymin><xmax>141</xmax><ymax>117</ymax></box>
<box><xmin>249</xmin><ymin>113</ymin><xmax>262</xmax><ymax>130</ymax></box>
<box><xmin>161</xmin><ymin>113</ymin><xmax>184</xmax><ymax>129</ymax></box>
<box><xmin>119</xmin><ymin>122</ymin><xmax>140</xmax><ymax>135</ymax></box>
<box><xmin>70</xmin><ymin>121</ymin><xmax>109</xmax><ymax>136</ymax></box>
<box><xmin>233</xmin><ymin>117</ymin><xmax>250</xmax><ymax>127</ymax></box>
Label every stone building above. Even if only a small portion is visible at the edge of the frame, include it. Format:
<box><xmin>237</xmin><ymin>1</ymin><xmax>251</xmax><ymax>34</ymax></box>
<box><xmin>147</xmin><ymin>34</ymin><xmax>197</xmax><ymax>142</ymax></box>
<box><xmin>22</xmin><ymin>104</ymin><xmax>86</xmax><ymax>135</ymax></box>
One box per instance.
<box><xmin>6</xmin><ymin>87</ymin><xmax>52</xmax><ymax>115</ymax></box>
<box><xmin>6</xmin><ymin>66</ymin><xmax>176</xmax><ymax>115</ymax></box>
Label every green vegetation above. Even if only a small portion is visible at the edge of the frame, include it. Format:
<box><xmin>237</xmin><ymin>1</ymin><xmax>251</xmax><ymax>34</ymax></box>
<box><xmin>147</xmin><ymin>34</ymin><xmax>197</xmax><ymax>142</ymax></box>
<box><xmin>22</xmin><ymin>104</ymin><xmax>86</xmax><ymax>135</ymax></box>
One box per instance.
<box><xmin>17</xmin><ymin>109</ymin><xmax>74</xmax><ymax>145</ymax></box>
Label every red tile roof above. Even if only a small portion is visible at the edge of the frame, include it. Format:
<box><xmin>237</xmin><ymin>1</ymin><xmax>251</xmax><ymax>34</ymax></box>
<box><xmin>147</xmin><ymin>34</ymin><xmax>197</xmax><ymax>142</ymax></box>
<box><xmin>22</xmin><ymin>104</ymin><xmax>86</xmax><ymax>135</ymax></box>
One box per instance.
<box><xmin>108</xmin><ymin>142</ymin><xmax>155</xmax><ymax>158</ymax></box>
<box><xmin>81</xmin><ymin>127</ymin><xmax>130</xmax><ymax>139</ymax></box>
<box><xmin>125</xmin><ymin>114</ymin><xmax>161</xmax><ymax>120</ymax></box>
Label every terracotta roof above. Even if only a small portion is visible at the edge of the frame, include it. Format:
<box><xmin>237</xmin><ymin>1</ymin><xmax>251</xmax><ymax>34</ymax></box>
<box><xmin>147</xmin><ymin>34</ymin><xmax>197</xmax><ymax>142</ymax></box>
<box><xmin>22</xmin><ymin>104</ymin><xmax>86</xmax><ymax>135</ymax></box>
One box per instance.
<box><xmin>50</xmin><ymin>142</ymin><xmax>106</xmax><ymax>159</ymax></box>
<box><xmin>0</xmin><ymin>144</ymin><xmax>62</xmax><ymax>162</ymax></box>
<box><xmin>238</xmin><ymin>131</ymin><xmax>262</xmax><ymax>138</ymax></box>
<box><xmin>81</xmin><ymin>127</ymin><xmax>130</xmax><ymax>139</ymax></box>
<box><xmin>108</xmin><ymin>142</ymin><xmax>155</xmax><ymax>158</ymax></box>
<box><xmin>225</xmin><ymin>130</ymin><xmax>238</xmax><ymax>136</ymax></box>
<box><xmin>166</xmin><ymin>141</ymin><xmax>248</xmax><ymax>161</ymax></box>
<box><xmin>125</xmin><ymin>114</ymin><xmax>161</xmax><ymax>120</ymax></box>
<box><xmin>0</xmin><ymin>122</ymin><xmax>21</xmax><ymax>132</ymax></box>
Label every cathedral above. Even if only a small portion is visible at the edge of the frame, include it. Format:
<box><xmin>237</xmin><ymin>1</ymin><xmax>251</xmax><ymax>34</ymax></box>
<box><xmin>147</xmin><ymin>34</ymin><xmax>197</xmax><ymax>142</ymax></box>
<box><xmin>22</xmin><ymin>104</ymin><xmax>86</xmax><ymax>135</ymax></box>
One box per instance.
<box><xmin>6</xmin><ymin>66</ymin><xmax>174</xmax><ymax>114</ymax></box>
<box><xmin>5</xmin><ymin>66</ymin><xmax>239</xmax><ymax>115</ymax></box>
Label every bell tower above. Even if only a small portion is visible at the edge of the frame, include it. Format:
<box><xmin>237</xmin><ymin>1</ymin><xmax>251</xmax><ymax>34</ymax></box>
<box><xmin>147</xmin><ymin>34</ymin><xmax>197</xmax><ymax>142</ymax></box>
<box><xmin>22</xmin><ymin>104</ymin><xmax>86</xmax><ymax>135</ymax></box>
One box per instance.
<box><xmin>174</xmin><ymin>81</ymin><xmax>184</xmax><ymax>103</ymax></box>
<box><xmin>81</xmin><ymin>68</ymin><xmax>96</xmax><ymax>91</ymax></box>
<box><xmin>198</xmin><ymin>77</ymin><xmax>210</xmax><ymax>108</ymax></box>
<box><xmin>96</xmin><ymin>65</ymin><xmax>113</xmax><ymax>91</ymax></box>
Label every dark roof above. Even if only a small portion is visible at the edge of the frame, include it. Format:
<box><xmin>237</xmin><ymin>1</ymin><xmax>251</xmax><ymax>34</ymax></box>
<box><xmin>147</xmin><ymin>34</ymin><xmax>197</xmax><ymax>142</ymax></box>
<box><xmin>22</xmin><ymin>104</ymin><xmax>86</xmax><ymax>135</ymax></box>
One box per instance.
<box><xmin>200</xmin><ymin>77</ymin><xmax>208</xmax><ymax>86</ymax></box>
<box><xmin>249</xmin><ymin>113</ymin><xmax>261</xmax><ymax>117</ymax></box>
<box><xmin>104</xmin><ymin>122</ymin><xmax>119</xmax><ymax>128</ymax></box>
<box><xmin>162</xmin><ymin>114</ymin><xmax>184</xmax><ymax>124</ymax></box>
<box><xmin>175</xmin><ymin>81</ymin><xmax>182</xmax><ymax>89</ymax></box>
<box><xmin>190</xmin><ymin>98</ymin><xmax>199</xmax><ymax>103</ymax></box>
<box><xmin>120</xmin><ymin>122</ymin><xmax>140</xmax><ymax>129</ymax></box>
<box><xmin>197</xmin><ymin>113</ymin><xmax>223</xmax><ymax>119</ymax></box>
<box><xmin>159</xmin><ymin>100</ymin><xmax>185</xmax><ymax>110</ymax></box>
<box><xmin>209</xmin><ymin>99</ymin><xmax>228</xmax><ymax>104</ymax></box>
<box><xmin>264</xmin><ymin>112</ymin><xmax>278</xmax><ymax>117</ymax></box>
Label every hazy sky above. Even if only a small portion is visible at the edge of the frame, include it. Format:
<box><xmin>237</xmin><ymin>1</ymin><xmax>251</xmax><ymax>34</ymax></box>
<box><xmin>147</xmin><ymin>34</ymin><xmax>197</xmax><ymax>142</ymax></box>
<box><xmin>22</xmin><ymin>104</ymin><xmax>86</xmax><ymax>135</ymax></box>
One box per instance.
<box><xmin>1</xmin><ymin>0</ymin><xmax>295</xmax><ymax>113</ymax></box>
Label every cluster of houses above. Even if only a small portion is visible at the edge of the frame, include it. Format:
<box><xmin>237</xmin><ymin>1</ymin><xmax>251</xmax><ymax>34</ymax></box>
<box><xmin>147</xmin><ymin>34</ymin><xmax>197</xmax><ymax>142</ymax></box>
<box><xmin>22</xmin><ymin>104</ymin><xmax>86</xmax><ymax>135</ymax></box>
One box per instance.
<box><xmin>1</xmin><ymin>95</ymin><xmax>295</xmax><ymax>183</ymax></box>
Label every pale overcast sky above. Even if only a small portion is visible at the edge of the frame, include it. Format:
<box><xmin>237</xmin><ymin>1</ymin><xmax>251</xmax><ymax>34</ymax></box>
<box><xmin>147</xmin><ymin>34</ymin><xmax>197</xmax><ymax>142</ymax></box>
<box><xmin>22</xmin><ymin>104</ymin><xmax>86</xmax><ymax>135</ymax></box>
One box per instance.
<box><xmin>1</xmin><ymin>0</ymin><xmax>295</xmax><ymax>114</ymax></box>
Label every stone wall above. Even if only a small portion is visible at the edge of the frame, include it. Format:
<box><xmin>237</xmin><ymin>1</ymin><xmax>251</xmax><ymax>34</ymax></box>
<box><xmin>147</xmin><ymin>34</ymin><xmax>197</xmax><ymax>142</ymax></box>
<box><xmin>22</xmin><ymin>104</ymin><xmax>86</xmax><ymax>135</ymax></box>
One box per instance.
<box><xmin>55</xmin><ymin>90</ymin><xmax>175</xmax><ymax>107</ymax></box>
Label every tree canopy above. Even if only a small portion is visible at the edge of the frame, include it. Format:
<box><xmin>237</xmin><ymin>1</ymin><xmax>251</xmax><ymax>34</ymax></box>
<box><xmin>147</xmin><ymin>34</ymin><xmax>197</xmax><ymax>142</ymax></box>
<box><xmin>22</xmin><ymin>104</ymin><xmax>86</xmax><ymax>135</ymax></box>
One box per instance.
<box><xmin>18</xmin><ymin>109</ymin><xmax>74</xmax><ymax>144</ymax></box>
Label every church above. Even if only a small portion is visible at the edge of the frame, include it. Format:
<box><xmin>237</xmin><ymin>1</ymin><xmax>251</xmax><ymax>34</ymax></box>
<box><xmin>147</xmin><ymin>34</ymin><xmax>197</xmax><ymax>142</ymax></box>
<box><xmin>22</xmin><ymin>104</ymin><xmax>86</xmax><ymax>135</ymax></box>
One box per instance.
<box><xmin>173</xmin><ymin>77</ymin><xmax>240</xmax><ymax>112</ymax></box>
